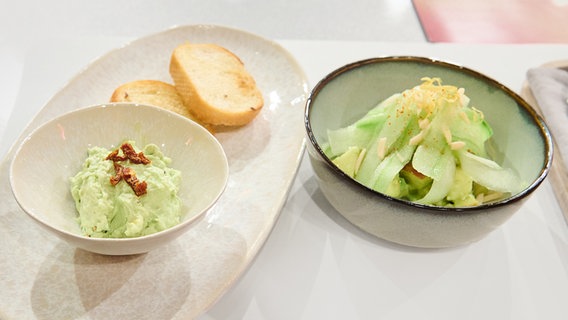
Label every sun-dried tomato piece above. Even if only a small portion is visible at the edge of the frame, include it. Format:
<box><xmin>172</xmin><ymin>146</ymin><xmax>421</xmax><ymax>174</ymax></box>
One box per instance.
<box><xmin>106</xmin><ymin>143</ymin><xmax>150</xmax><ymax>197</ymax></box>
<box><xmin>106</xmin><ymin>149</ymin><xmax>126</xmax><ymax>162</ymax></box>
<box><xmin>120</xmin><ymin>143</ymin><xmax>151</xmax><ymax>164</ymax></box>
<box><xmin>110</xmin><ymin>162</ymin><xmax>124</xmax><ymax>186</ymax></box>
<box><xmin>106</xmin><ymin>143</ymin><xmax>151</xmax><ymax>164</ymax></box>
<box><xmin>122</xmin><ymin>167</ymin><xmax>147</xmax><ymax>196</ymax></box>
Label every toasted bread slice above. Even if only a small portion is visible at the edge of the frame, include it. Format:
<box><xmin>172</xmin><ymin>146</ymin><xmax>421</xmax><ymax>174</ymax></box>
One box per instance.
<box><xmin>110</xmin><ymin>80</ymin><xmax>192</xmax><ymax>118</ymax></box>
<box><xmin>110</xmin><ymin>80</ymin><xmax>214</xmax><ymax>132</ymax></box>
<box><xmin>169</xmin><ymin>43</ymin><xmax>264</xmax><ymax>126</ymax></box>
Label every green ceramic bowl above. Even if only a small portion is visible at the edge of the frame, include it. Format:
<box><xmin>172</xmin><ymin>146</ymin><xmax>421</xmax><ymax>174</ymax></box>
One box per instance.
<box><xmin>305</xmin><ymin>56</ymin><xmax>552</xmax><ymax>248</ymax></box>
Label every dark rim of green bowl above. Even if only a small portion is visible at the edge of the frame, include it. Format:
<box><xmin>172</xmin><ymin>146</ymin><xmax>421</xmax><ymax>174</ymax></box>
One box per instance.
<box><xmin>304</xmin><ymin>56</ymin><xmax>553</xmax><ymax>213</ymax></box>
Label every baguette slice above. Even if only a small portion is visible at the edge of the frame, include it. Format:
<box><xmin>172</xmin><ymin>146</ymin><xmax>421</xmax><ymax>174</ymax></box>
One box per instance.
<box><xmin>110</xmin><ymin>80</ymin><xmax>214</xmax><ymax>132</ymax></box>
<box><xmin>110</xmin><ymin>80</ymin><xmax>191</xmax><ymax>118</ymax></box>
<box><xmin>169</xmin><ymin>43</ymin><xmax>264</xmax><ymax>126</ymax></box>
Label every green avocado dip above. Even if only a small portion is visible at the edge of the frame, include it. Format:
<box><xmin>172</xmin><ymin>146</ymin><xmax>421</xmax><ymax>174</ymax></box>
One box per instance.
<box><xmin>70</xmin><ymin>141</ymin><xmax>182</xmax><ymax>238</ymax></box>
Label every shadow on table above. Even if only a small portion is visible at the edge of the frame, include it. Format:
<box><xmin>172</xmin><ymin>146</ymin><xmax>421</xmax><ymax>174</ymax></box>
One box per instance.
<box><xmin>30</xmin><ymin>241</ymin><xmax>192</xmax><ymax>320</ymax></box>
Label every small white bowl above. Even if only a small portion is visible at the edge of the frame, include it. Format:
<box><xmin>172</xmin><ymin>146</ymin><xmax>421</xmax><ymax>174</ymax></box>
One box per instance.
<box><xmin>10</xmin><ymin>103</ymin><xmax>229</xmax><ymax>255</ymax></box>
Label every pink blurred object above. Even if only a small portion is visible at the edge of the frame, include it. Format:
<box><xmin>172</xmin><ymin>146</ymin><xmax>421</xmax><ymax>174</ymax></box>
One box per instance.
<box><xmin>413</xmin><ymin>0</ymin><xmax>568</xmax><ymax>43</ymax></box>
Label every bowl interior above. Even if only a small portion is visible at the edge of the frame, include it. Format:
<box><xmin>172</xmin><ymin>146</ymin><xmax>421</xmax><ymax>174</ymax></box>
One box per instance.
<box><xmin>307</xmin><ymin>57</ymin><xmax>551</xmax><ymax>200</ymax></box>
<box><xmin>10</xmin><ymin>103</ymin><xmax>229</xmax><ymax>237</ymax></box>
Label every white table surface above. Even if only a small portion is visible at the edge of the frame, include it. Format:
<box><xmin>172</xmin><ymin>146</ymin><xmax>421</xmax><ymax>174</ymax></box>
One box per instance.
<box><xmin>2</xmin><ymin>1</ymin><xmax>568</xmax><ymax>319</ymax></box>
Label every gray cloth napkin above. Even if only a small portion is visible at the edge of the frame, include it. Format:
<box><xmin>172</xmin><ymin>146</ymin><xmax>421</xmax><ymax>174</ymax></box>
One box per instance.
<box><xmin>526</xmin><ymin>66</ymin><xmax>568</xmax><ymax>169</ymax></box>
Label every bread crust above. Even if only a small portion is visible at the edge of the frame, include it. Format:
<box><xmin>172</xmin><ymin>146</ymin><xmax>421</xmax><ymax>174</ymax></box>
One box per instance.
<box><xmin>169</xmin><ymin>43</ymin><xmax>264</xmax><ymax>126</ymax></box>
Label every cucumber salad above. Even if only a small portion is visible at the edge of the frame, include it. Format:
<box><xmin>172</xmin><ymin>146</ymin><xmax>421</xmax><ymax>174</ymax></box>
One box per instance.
<box><xmin>322</xmin><ymin>77</ymin><xmax>523</xmax><ymax>207</ymax></box>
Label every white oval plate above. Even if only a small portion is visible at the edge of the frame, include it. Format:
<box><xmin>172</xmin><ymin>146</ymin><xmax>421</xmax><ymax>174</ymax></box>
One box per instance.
<box><xmin>0</xmin><ymin>25</ymin><xmax>308</xmax><ymax>319</ymax></box>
